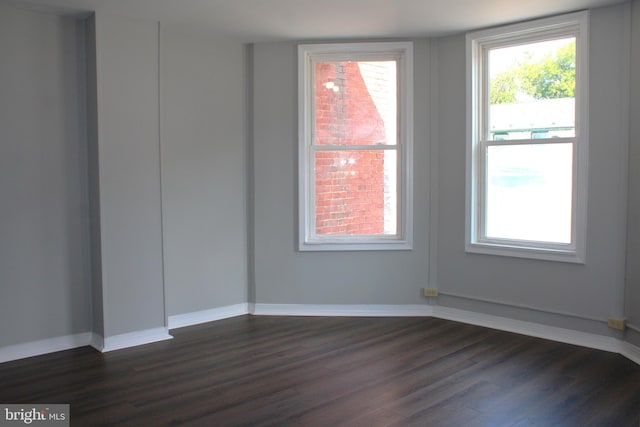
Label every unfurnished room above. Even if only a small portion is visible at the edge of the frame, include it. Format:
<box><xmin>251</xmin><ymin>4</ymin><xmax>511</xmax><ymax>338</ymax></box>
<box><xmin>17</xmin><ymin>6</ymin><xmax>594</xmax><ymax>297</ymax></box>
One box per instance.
<box><xmin>1</xmin><ymin>0</ymin><xmax>640</xmax><ymax>425</ymax></box>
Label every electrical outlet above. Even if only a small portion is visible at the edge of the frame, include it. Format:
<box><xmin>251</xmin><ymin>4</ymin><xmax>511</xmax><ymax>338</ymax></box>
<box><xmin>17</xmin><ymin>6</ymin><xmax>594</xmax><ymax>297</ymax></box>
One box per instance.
<box><xmin>423</xmin><ymin>288</ymin><xmax>439</xmax><ymax>297</ymax></box>
<box><xmin>607</xmin><ymin>317</ymin><xmax>626</xmax><ymax>331</ymax></box>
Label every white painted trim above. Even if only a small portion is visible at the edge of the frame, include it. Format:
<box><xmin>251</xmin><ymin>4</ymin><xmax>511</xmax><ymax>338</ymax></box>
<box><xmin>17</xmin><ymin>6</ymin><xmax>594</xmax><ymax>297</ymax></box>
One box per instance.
<box><xmin>101</xmin><ymin>327</ymin><xmax>172</xmax><ymax>352</ymax></box>
<box><xmin>0</xmin><ymin>332</ymin><xmax>92</xmax><ymax>364</ymax></box>
<box><xmin>438</xmin><ymin>290</ymin><xmax>603</xmax><ymax>322</ymax></box>
<box><xmin>2</xmin><ymin>305</ymin><xmax>638</xmax><ymax>368</ymax></box>
<box><xmin>90</xmin><ymin>333</ymin><xmax>104</xmax><ymax>352</ymax></box>
<box><xmin>298</xmin><ymin>42</ymin><xmax>414</xmax><ymax>251</ymax></box>
<box><xmin>465</xmin><ymin>11</ymin><xmax>589</xmax><ymax>264</ymax></box>
<box><xmin>628</xmin><ymin>323</ymin><xmax>640</xmax><ymax>333</ymax></box>
<box><xmin>620</xmin><ymin>341</ymin><xmax>640</xmax><ymax>365</ymax></box>
<box><xmin>431</xmin><ymin>306</ymin><xmax>617</xmax><ymax>353</ymax></box>
<box><xmin>168</xmin><ymin>303</ymin><xmax>250</xmax><ymax>329</ymax></box>
<box><xmin>253</xmin><ymin>303</ymin><xmax>433</xmax><ymax>317</ymax></box>
<box><xmin>253</xmin><ymin>303</ymin><xmax>639</xmax><ymax>367</ymax></box>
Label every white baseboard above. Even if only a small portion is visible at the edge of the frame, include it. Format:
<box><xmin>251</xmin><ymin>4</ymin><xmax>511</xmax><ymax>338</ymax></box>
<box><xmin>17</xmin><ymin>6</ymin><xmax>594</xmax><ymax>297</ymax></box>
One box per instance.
<box><xmin>101</xmin><ymin>327</ymin><xmax>173</xmax><ymax>352</ymax></box>
<box><xmin>431</xmin><ymin>306</ymin><xmax>618</xmax><ymax>353</ymax></box>
<box><xmin>627</xmin><ymin>323</ymin><xmax>640</xmax><ymax>333</ymax></box>
<box><xmin>90</xmin><ymin>333</ymin><xmax>104</xmax><ymax>352</ymax></box>
<box><xmin>168</xmin><ymin>303</ymin><xmax>249</xmax><ymax>329</ymax></box>
<box><xmin>253</xmin><ymin>303</ymin><xmax>640</xmax><ymax>365</ymax></box>
<box><xmin>253</xmin><ymin>303</ymin><xmax>433</xmax><ymax>317</ymax></box>
<box><xmin>620</xmin><ymin>341</ymin><xmax>640</xmax><ymax>365</ymax></box>
<box><xmin>3</xmin><ymin>304</ymin><xmax>639</xmax><ymax>367</ymax></box>
<box><xmin>0</xmin><ymin>332</ymin><xmax>92</xmax><ymax>364</ymax></box>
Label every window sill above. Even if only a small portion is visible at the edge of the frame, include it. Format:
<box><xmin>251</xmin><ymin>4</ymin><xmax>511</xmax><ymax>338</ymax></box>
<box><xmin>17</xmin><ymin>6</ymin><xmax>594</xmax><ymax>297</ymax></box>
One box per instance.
<box><xmin>300</xmin><ymin>239</ymin><xmax>412</xmax><ymax>252</ymax></box>
<box><xmin>465</xmin><ymin>242</ymin><xmax>584</xmax><ymax>264</ymax></box>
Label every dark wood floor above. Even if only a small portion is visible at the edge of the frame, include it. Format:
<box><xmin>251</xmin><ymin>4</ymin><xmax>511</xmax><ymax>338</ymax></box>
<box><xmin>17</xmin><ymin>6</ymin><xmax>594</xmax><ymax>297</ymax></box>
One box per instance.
<box><xmin>1</xmin><ymin>316</ymin><xmax>639</xmax><ymax>426</ymax></box>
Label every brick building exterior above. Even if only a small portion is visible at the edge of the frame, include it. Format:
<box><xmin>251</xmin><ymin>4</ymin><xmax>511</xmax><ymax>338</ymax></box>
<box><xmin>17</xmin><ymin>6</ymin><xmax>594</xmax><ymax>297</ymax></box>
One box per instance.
<box><xmin>314</xmin><ymin>61</ymin><xmax>393</xmax><ymax>235</ymax></box>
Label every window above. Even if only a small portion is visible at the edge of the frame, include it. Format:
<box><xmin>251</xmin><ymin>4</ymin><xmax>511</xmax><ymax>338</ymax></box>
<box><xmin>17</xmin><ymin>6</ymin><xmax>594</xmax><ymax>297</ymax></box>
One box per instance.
<box><xmin>466</xmin><ymin>12</ymin><xmax>588</xmax><ymax>263</ymax></box>
<box><xmin>298</xmin><ymin>42</ymin><xmax>413</xmax><ymax>251</ymax></box>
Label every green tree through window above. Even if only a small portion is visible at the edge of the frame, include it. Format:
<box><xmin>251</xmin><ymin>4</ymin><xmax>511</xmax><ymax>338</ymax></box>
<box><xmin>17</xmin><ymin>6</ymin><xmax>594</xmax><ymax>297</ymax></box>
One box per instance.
<box><xmin>490</xmin><ymin>40</ymin><xmax>576</xmax><ymax>105</ymax></box>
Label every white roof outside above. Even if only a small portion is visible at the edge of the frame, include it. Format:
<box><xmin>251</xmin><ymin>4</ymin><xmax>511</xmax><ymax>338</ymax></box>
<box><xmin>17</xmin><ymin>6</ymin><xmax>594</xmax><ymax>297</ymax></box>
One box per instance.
<box><xmin>490</xmin><ymin>98</ymin><xmax>575</xmax><ymax>132</ymax></box>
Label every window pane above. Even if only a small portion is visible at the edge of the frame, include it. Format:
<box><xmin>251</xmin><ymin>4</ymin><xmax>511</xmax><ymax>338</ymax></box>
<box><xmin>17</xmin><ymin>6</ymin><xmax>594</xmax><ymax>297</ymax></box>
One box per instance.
<box><xmin>315</xmin><ymin>150</ymin><xmax>397</xmax><ymax>235</ymax></box>
<box><xmin>485</xmin><ymin>143</ymin><xmax>573</xmax><ymax>243</ymax></box>
<box><xmin>488</xmin><ymin>38</ymin><xmax>575</xmax><ymax>141</ymax></box>
<box><xmin>314</xmin><ymin>60</ymin><xmax>397</xmax><ymax>146</ymax></box>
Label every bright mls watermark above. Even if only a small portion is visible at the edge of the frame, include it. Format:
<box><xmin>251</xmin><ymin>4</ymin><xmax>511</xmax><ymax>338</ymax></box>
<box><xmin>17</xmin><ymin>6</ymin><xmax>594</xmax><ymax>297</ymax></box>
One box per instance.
<box><xmin>1</xmin><ymin>405</ymin><xmax>69</xmax><ymax>426</ymax></box>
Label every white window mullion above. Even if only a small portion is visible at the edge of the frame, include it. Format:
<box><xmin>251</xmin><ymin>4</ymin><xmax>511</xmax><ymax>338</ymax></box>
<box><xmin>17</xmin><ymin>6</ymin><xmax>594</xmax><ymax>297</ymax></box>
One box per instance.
<box><xmin>484</xmin><ymin>137</ymin><xmax>576</xmax><ymax>147</ymax></box>
<box><xmin>313</xmin><ymin>145</ymin><xmax>399</xmax><ymax>151</ymax></box>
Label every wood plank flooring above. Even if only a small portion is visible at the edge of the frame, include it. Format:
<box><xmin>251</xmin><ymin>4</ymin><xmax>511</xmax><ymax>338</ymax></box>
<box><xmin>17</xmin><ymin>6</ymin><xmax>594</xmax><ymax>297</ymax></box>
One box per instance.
<box><xmin>1</xmin><ymin>316</ymin><xmax>639</xmax><ymax>426</ymax></box>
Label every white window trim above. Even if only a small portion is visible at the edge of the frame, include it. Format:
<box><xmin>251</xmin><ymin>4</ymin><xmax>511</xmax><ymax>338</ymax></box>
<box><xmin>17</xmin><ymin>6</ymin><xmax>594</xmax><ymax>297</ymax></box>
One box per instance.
<box><xmin>298</xmin><ymin>42</ymin><xmax>414</xmax><ymax>251</ymax></box>
<box><xmin>465</xmin><ymin>11</ymin><xmax>589</xmax><ymax>263</ymax></box>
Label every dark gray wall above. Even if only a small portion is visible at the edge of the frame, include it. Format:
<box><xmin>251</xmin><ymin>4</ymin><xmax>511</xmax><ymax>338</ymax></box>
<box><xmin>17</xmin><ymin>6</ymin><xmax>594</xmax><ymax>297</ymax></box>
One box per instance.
<box><xmin>626</xmin><ymin>0</ymin><xmax>640</xmax><ymax>345</ymax></box>
<box><xmin>434</xmin><ymin>4</ymin><xmax>630</xmax><ymax>335</ymax></box>
<box><xmin>251</xmin><ymin>40</ymin><xmax>431</xmax><ymax>305</ymax></box>
<box><xmin>160</xmin><ymin>26</ymin><xmax>248</xmax><ymax>316</ymax></box>
<box><xmin>0</xmin><ymin>1</ymin><xmax>91</xmax><ymax>346</ymax></box>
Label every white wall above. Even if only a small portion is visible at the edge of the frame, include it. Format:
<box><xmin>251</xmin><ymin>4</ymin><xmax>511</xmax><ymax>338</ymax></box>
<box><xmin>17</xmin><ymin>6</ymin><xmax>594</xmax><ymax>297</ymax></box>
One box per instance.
<box><xmin>626</xmin><ymin>0</ymin><xmax>640</xmax><ymax>347</ymax></box>
<box><xmin>0</xmin><ymin>2</ymin><xmax>91</xmax><ymax>346</ymax></box>
<box><xmin>434</xmin><ymin>4</ymin><xmax>630</xmax><ymax>336</ymax></box>
<box><xmin>251</xmin><ymin>40</ymin><xmax>431</xmax><ymax>305</ymax></box>
<box><xmin>160</xmin><ymin>26</ymin><xmax>248</xmax><ymax>316</ymax></box>
<box><xmin>93</xmin><ymin>14</ymin><xmax>166</xmax><ymax>337</ymax></box>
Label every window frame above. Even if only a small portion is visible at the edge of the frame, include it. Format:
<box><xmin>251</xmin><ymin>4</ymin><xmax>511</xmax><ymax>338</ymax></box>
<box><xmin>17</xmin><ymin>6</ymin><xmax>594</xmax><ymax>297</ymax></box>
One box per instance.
<box><xmin>465</xmin><ymin>11</ymin><xmax>589</xmax><ymax>263</ymax></box>
<box><xmin>298</xmin><ymin>42</ymin><xmax>414</xmax><ymax>251</ymax></box>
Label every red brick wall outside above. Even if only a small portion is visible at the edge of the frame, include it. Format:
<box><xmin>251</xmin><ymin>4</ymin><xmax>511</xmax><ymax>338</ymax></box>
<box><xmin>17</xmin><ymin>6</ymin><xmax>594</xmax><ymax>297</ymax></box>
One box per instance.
<box><xmin>314</xmin><ymin>61</ymin><xmax>388</xmax><ymax>235</ymax></box>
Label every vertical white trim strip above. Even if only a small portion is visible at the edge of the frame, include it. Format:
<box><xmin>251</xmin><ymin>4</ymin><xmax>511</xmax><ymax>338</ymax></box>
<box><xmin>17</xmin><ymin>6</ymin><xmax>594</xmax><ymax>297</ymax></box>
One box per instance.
<box><xmin>297</xmin><ymin>44</ymin><xmax>309</xmax><ymax>251</ymax></box>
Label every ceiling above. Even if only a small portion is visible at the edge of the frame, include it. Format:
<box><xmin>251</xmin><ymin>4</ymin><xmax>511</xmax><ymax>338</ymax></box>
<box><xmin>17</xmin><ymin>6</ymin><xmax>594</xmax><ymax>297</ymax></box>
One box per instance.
<box><xmin>10</xmin><ymin>0</ymin><xmax>626</xmax><ymax>42</ymax></box>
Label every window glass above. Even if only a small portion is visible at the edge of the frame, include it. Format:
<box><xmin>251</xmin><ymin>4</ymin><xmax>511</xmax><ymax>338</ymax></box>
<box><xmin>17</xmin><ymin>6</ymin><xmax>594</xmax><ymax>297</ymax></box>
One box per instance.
<box><xmin>314</xmin><ymin>60</ymin><xmax>397</xmax><ymax>146</ymax></box>
<box><xmin>485</xmin><ymin>143</ymin><xmax>573</xmax><ymax>243</ymax></box>
<box><xmin>314</xmin><ymin>150</ymin><xmax>397</xmax><ymax>236</ymax></box>
<box><xmin>488</xmin><ymin>38</ymin><xmax>576</xmax><ymax>141</ymax></box>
